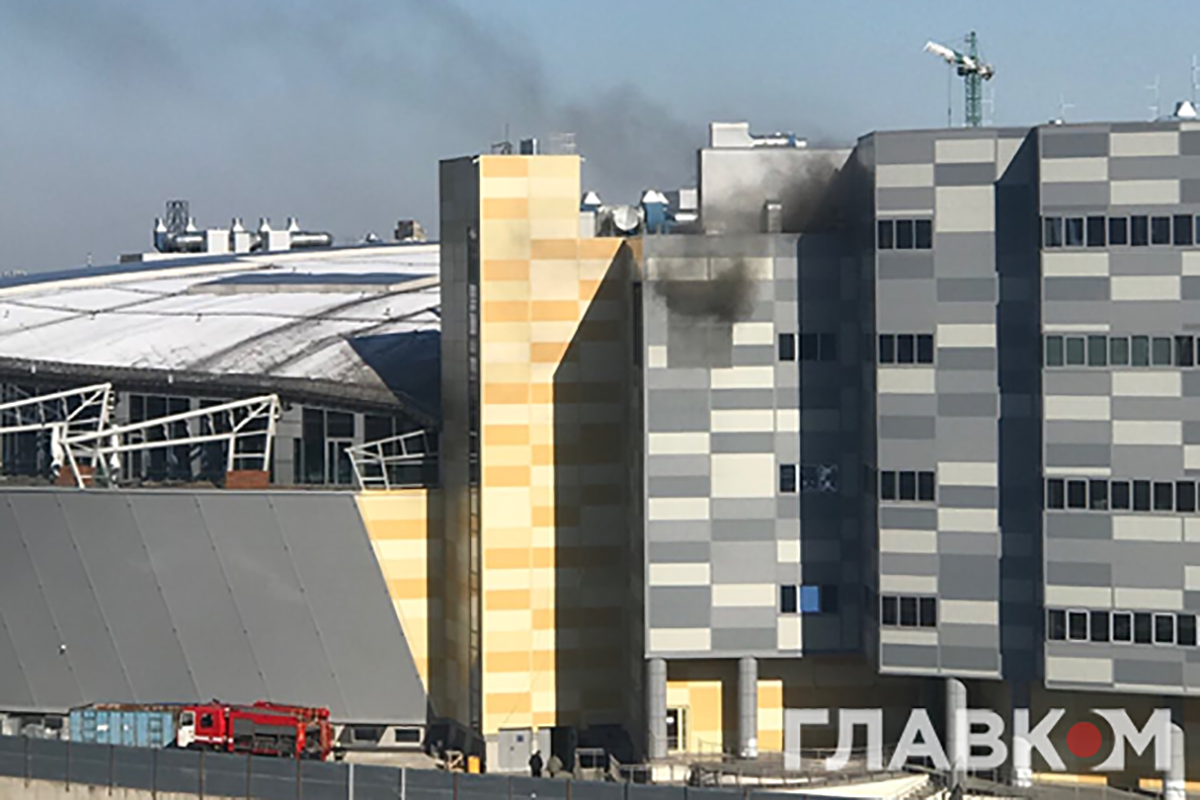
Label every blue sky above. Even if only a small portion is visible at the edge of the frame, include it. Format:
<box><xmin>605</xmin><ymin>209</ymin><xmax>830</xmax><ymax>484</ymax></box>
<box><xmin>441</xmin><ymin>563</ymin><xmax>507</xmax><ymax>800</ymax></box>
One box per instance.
<box><xmin>2</xmin><ymin>0</ymin><xmax>1199</xmax><ymax>272</ymax></box>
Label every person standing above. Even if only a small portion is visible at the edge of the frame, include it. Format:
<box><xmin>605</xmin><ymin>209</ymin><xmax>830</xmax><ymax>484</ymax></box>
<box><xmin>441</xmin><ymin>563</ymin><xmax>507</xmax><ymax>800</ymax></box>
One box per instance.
<box><xmin>529</xmin><ymin>749</ymin><xmax>544</xmax><ymax>778</ymax></box>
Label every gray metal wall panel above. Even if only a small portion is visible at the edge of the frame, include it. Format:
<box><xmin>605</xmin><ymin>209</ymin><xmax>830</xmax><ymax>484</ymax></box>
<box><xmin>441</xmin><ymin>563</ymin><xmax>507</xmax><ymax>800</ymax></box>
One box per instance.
<box><xmin>271</xmin><ymin>494</ymin><xmax>425</xmax><ymax>723</ymax></box>
<box><xmin>130</xmin><ymin>493</ymin><xmax>268</xmax><ymax>704</ymax></box>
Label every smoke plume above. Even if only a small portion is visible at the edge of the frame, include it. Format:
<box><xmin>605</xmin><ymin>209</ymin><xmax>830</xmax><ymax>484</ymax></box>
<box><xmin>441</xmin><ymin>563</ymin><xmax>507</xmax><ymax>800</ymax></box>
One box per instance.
<box><xmin>778</xmin><ymin>154</ymin><xmax>843</xmax><ymax>233</ymax></box>
<box><xmin>653</xmin><ymin>260</ymin><xmax>755</xmax><ymax>324</ymax></box>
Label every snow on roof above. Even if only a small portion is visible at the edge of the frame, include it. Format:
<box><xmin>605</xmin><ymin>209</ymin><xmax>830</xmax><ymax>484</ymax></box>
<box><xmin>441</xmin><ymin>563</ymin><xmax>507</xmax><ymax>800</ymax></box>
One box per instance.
<box><xmin>0</xmin><ymin>244</ymin><xmax>442</xmax><ymax>418</ymax></box>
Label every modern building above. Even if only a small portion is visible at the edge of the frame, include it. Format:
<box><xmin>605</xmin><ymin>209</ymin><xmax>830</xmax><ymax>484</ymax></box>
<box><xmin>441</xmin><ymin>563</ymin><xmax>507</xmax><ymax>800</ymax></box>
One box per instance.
<box><xmin>6</xmin><ymin>111</ymin><xmax>1200</xmax><ymax>789</ymax></box>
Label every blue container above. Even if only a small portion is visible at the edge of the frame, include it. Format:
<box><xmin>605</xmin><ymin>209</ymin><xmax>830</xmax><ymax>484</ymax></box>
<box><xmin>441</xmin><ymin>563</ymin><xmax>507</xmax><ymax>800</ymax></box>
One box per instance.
<box><xmin>69</xmin><ymin>708</ymin><xmax>178</xmax><ymax>749</ymax></box>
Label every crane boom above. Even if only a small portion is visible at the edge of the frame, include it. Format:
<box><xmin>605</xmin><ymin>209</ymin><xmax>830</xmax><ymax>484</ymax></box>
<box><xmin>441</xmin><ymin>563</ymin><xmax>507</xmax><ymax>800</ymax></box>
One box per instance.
<box><xmin>924</xmin><ymin>32</ymin><xmax>994</xmax><ymax>127</ymax></box>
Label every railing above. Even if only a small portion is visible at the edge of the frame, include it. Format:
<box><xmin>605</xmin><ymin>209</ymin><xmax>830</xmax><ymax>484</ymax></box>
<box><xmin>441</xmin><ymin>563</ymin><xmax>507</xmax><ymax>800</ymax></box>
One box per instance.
<box><xmin>347</xmin><ymin>430</ymin><xmax>436</xmax><ymax>491</ymax></box>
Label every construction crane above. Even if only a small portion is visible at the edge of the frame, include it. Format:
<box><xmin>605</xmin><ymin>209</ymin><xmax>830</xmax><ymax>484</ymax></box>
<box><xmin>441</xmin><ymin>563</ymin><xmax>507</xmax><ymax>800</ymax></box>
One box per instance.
<box><xmin>924</xmin><ymin>32</ymin><xmax>995</xmax><ymax>128</ymax></box>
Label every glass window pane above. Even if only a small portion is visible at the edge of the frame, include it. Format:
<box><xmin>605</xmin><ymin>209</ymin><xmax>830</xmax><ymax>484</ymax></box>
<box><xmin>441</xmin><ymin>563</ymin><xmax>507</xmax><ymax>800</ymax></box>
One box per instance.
<box><xmin>1132</xmin><ymin>215</ymin><xmax>1149</xmax><ymax>246</ymax></box>
<box><xmin>1154</xmin><ymin>481</ymin><xmax>1174</xmax><ymax>511</ymax></box>
<box><xmin>1109</xmin><ymin>216</ymin><xmax>1128</xmax><ymax>246</ymax></box>
<box><xmin>915</xmin><ymin>219</ymin><xmax>933</xmax><ymax>249</ymax></box>
<box><xmin>1152</xmin><ymin>216</ymin><xmax>1171</xmax><ymax>245</ymax></box>
<box><xmin>918</xmin><ymin>598</ymin><xmax>937</xmax><ymax>628</ymax></box>
<box><xmin>1111</xmin><ymin>481</ymin><xmax>1131</xmax><ymax>510</ymax></box>
<box><xmin>1090</xmin><ymin>611</ymin><xmax>1110</xmax><ymax>643</ymax></box>
<box><xmin>1065</xmin><ymin>337</ymin><xmax>1086</xmax><ymax>365</ymax></box>
<box><xmin>1180</xmin><ymin>614</ymin><xmax>1197</xmax><ymax>647</ymax></box>
<box><xmin>1067</xmin><ymin>480</ymin><xmax>1087</xmax><ymax>509</ymax></box>
<box><xmin>916</xmin><ymin>334</ymin><xmax>934</xmax><ymax>364</ymax></box>
<box><xmin>1135</xmin><ymin>613</ymin><xmax>1153</xmax><ymax>644</ymax></box>
<box><xmin>918</xmin><ymin>471</ymin><xmax>935</xmax><ymax>502</ymax></box>
<box><xmin>896</xmin><ymin>220</ymin><xmax>915</xmax><ymax>249</ymax></box>
<box><xmin>1177</xmin><ymin>336</ymin><xmax>1195</xmax><ymax>367</ymax></box>
<box><xmin>898</xmin><ymin>471</ymin><xmax>917</xmax><ymax>500</ymax></box>
<box><xmin>1176</xmin><ymin>215</ymin><xmax>1194</xmax><ymax>246</ymax></box>
<box><xmin>1110</xmin><ymin>337</ymin><xmax>1130</xmax><ymax>365</ymax></box>
<box><xmin>1044</xmin><ymin>217</ymin><xmax>1063</xmax><ymax>248</ymax></box>
<box><xmin>899</xmin><ymin>597</ymin><xmax>918</xmax><ymax>627</ymax></box>
<box><xmin>877</xmin><ymin>220</ymin><xmax>895</xmax><ymax>249</ymax></box>
<box><xmin>821</xmin><ymin>586</ymin><xmax>839</xmax><ymax>613</ymax></box>
<box><xmin>1046</xmin><ymin>336</ymin><xmax>1065</xmax><ymax>367</ymax></box>
<box><xmin>1086</xmin><ymin>216</ymin><xmax>1106</xmax><ymax>247</ymax></box>
<box><xmin>1132</xmin><ymin>336</ymin><xmax>1151</xmax><ymax>366</ymax></box>
<box><xmin>879</xmin><ymin>335</ymin><xmax>896</xmax><ymax>364</ymax></box>
<box><xmin>1048</xmin><ymin>610</ymin><xmax>1067</xmax><ymax>640</ymax></box>
<box><xmin>1087</xmin><ymin>335</ymin><xmax>1107</xmax><ymax>367</ymax></box>
<box><xmin>780</xmin><ymin>585</ymin><xmax>797</xmax><ymax>614</ymax></box>
<box><xmin>1113</xmin><ymin>612</ymin><xmax>1132</xmax><ymax>642</ymax></box>
<box><xmin>778</xmin><ymin>333</ymin><xmax>796</xmax><ymax>361</ymax></box>
<box><xmin>1068</xmin><ymin>611</ymin><xmax>1088</xmax><ymax>641</ymax></box>
<box><xmin>880</xmin><ymin>471</ymin><xmax>896</xmax><ymax>500</ymax></box>
<box><xmin>881</xmin><ymin>595</ymin><xmax>898</xmax><ymax>625</ymax></box>
<box><xmin>1089</xmin><ymin>479</ymin><xmax>1108</xmax><ymax>510</ymax></box>
<box><xmin>1133</xmin><ymin>480</ymin><xmax>1152</xmax><ymax>511</ymax></box>
<box><xmin>1152</xmin><ymin>337</ymin><xmax>1173</xmax><ymax>366</ymax></box>
<box><xmin>1065</xmin><ymin>217</ymin><xmax>1084</xmax><ymax>246</ymax></box>
<box><xmin>1178</xmin><ymin>481</ymin><xmax>1196</xmax><ymax>513</ymax></box>
<box><xmin>799</xmin><ymin>586</ymin><xmax>821</xmax><ymax>613</ymax></box>
<box><xmin>1047</xmin><ymin>479</ymin><xmax>1065</xmax><ymax>509</ymax></box>
<box><xmin>779</xmin><ymin>464</ymin><xmax>797</xmax><ymax>493</ymax></box>
<box><xmin>1155</xmin><ymin>614</ymin><xmax>1175</xmax><ymax>644</ymax></box>
<box><xmin>896</xmin><ymin>334</ymin><xmax>915</xmax><ymax>364</ymax></box>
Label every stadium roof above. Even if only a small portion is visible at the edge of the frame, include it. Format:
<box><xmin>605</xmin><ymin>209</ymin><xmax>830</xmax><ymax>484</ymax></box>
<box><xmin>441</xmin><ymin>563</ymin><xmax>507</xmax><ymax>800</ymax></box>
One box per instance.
<box><xmin>0</xmin><ymin>244</ymin><xmax>442</xmax><ymax>423</ymax></box>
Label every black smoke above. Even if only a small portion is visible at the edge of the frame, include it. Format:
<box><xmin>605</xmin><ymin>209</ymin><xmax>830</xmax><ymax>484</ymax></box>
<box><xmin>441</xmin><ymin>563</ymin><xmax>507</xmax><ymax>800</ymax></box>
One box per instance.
<box><xmin>653</xmin><ymin>259</ymin><xmax>754</xmax><ymax>324</ymax></box>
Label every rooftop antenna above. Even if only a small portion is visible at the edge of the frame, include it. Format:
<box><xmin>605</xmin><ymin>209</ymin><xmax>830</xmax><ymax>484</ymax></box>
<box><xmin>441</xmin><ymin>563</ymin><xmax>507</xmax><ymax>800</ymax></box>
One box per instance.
<box><xmin>924</xmin><ymin>32</ymin><xmax>995</xmax><ymax>127</ymax></box>
<box><xmin>1148</xmin><ymin>75</ymin><xmax>1161</xmax><ymax>120</ymax></box>
<box><xmin>1192</xmin><ymin>55</ymin><xmax>1199</xmax><ymax>104</ymax></box>
<box><xmin>1058</xmin><ymin>92</ymin><xmax>1074</xmax><ymax>122</ymax></box>
<box><xmin>982</xmin><ymin>84</ymin><xmax>996</xmax><ymax>126</ymax></box>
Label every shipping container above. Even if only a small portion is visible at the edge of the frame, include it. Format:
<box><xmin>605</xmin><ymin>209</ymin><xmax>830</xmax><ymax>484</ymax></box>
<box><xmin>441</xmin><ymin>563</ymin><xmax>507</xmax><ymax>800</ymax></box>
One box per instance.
<box><xmin>69</xmin><ymin>707</ymin><xmax>178</xmax><ymax>749</ymax></box>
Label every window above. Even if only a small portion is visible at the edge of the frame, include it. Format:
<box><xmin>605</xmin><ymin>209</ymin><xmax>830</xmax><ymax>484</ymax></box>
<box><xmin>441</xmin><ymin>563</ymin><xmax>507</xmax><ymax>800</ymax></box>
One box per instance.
<box><xmin>917</xmin><ymin>471</ymin><xmax>936</xmax><ymax>502</ymax></box>
<box><xmin>1113</xmin><ymin>612</ymin><xmax>1133</xmax><ymax>643</ymax></box>
<box><xmin>1043</xmin><ymin>217</ymin><xmax>1063</xmax><ymax>248</ymax></box>
<box><xmin>1176</xmin><ymin>215</ymin><xmax>1195</xmax><ymax>246</ymax></box>
<box><xmin>1152</xmin><ymin>216</ymin><xmax>1171</xmax><ymax>245</ymax></box>
<box><xmin>1155</xmin><ymin>613</ymin><xmax>1176</xmax><ymax>645</ymax></box>
<box><xmin>899</xmin><ymin>597</ymin><xmax>918</xmax><ymax>627</ymax></box>
<box><xmin>1064</xmin><ymin>217</ymin><xmax>1084</xmax><ymax>247</ymax></box>
<box><xmin>879</xmin><ymin>334</ymin><xmax>896</xmax><ymax>364</ymax></box>
<box><xmin>896</xmin><ymin>334</ymin><xmax>916</xmax><ymax>364</ymax></box>
<box><xmin>1154</xmin><ymin>481</ymin><xmax>1174</xmax><ymax>511</ymax></box>
<box><xmin>915</xmin><ymin>220</ymin><xmax>933</xmax><ymax>249</ymax></box>
<box><xmin>1065</xmin><ymin>337</ymin><xmax>1086</xmax><ymax>365</ymax></box>
<box><xmin>1086</xmin><ymin>216</ymin><xmax>1106</xmax><ymax>247</ymax></box>
<box><xmin>1134</xmin><ymin>612</ymin><xmax>1153</xmax><ymax>644</ymax></box>
<box><xmin>1131</xmin><ymin>215</ymin><xmax>1149</xmax><ymax>247</ymax></box>
<box><xmin>1152</xmin><ymin>337</ymin><xmax>1173</xmax><ymax>366</ymax></box>
<box><xmin>1048</xmin><ymin>609</ymin><xmax>1067</xmax><ymax>641</ymax></box>
<box><xmin>898</xmin><ymin>471</ymin><xmax>917</xmax><ymax>501</ymax></box>
<box><xmin>1045</xmin><ymin>336</ymin><xmax>1065</xmax><ymax>367</ymax></box>
<box><xmin>778</xmin><ymin>333</ymin><xmax>796</xmax><ymax>362</ymax></box>
<box><xmin>1180</xmin><ymin>614</ymin><xmax>1198</xmax><ymax>647</ymax></box>
<box><xmin>1179</xmin><ymin>481</ymin><xmax>1197</xmax><ymax>513</ymax></box>
<box><xmin>821</xmin><ymin>585</ymin><xmax>839</xmax><ymax>613</ymax></box>
<box><xmin>351</xmin><ymin>726</ymin><xmax>385</xmax><ymax>743</ymax></box>
<box><xmin>1087</xmin><ymin>335</ymin><xmax>1107</xmax><ymax>367</ymax></box>
<box><xmin>665</xmin><ymin>709</ymin><xmax>684</xmax><ymax>752</ymax></box>
<box><xmin>1046</xmin><ymin>478</ymin><xmax>1065</xmax><ymax>509</ymax></box>
<box><xmin>780</xmin><ymin>585</ymin><xmax>798</xmax><ymax>614</ymax></box>
<box><xmin>779</xmin><ymin>464</ymin><xmax>797</xmax><ymax>494</ymax></box>
<box><xmin>1067</xmin><ymin>610</ymin><xmax>1088</xmax><ymax>641</ymax></box>
<box><xmin>799</xmin><ymin>586</ymin><xmax>821</xmax><ymax>613</ymax></box>
<box><xmin>800</xmin><ymin>333</ymin><xmax>819</xmax><ymax>361</ymax></box>
<box><xmin>916</xmin><ymin>334</ymin><xmax>934</xmax><ymax>364</ymax></box>
<box><xmin>1066</xmin><ymin>479</ymin><xmax>1087</xmax><ymax>509</ymax></box>
<box><xmin>819</xmin><ymin>333</ymin><xmax>837</xmax><ymax>362</ymax></box>
<box><xmin>1131</xmin><ymin>336</ymin><xmax>1151</xmax><ymax>366</ymax></box>
<box><xmin>881</xmin><ymin>595</ymin><xmax>899</xmax><ymax>625</ymax></box>
<box><xmin>181</xmin><ymin>712</ymin><xmax>195</xmax><ymax>726</ymax></box>
<box><xmin>896</xmin><ymin>220</ymin><xmax>915</xmax><ymax>249</ymax></box>
<box><xmin>1177</xmin><ymin>335</ymin><xmax>1195</xmax><ymax>367</ymax></box>
<box><xmin>1109</xmin><ymin>217</ymin><xmax>1129</xmax><ymax>246</ymax></box>
<box><xmin>394</xmin><ymin>729</ymin><xmax>422</xmax><ymax>744</ymax></box>
<box><xmin>200</xmin><ymin>713</ymin><xmax>215</xmax><ymax>728</ymax></box>
<box><xmin>1089</xmin><ymin>479</ymin><xmax>1108</xmax><ymax>511</ymax></box>
<box><xmin>880</xmin><ymin>471</ymin><xmax>897</xmax><ymax>501</ymax></box>
<box><xmin>1111</xmin><ymin>480</ymin><xmax>1131</xmax><ymax>510</ymax></box>
<box><xmin>918</xmin><ymin>597</ymin><xmax>937</xmax><ymax>628</ymax></box>
<box><xmin>878</xmin><ymin>220</ymin><xmax>895</xmax><ymax>250</ymax></box>
<box><xmin>1110</xmin><ymin>336</ymin><xmax>1130</xmax><ymax>365</ymax></box>
<box><xmin>1090</xmin><ymin>611</ymin><xmax>1110</xmax><ymax>643</ymax></box>
<box><xmin>1133</xmin><ymin>480</ymin><xmax>1152</xmax><ymax>511</ymax></box>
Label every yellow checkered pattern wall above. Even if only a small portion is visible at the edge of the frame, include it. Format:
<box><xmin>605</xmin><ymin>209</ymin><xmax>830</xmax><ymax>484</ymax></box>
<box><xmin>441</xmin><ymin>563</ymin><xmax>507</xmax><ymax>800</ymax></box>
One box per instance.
<box><xmin>475</xmin><ymin>154</ymin><xmax>633</xmax><ymax>735</ymax></box>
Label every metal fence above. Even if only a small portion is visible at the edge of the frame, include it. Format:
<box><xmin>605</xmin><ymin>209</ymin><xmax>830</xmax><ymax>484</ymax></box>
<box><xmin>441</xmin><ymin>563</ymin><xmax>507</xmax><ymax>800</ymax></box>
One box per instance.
<box><xmin>0</xmin><ymin>736</ymin><xmax>824</xmax><ymax>800</ymax></box>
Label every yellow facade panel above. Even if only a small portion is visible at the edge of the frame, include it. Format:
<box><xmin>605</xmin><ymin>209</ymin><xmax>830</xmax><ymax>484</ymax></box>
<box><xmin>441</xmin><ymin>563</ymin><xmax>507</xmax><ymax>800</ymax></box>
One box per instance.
<box><xmin>531</xmin><ymin>216</ymin><xmax>584</xmax><ymax>240</ymax></box>
<box><xmin>482</xmin><ymin>259</ymin><xmax>530</xmax><ymax>281</ymax></box>
<box><xmin>480</xmin><ymin>220</ymin><xmax>532</xmax><ymax>260</ymax></box>
<box><xmin>484</xmin><ymin>465</ymin><xmax>531</xmax><ymax>487</ymax></box>
<box><xmin>481</xmin><ymin>362</ymin><xmax>532</xmax><ymax>384</ymax></box>
<box><xmin>482</xmin><ymin>342</ymin><xmax>532</xmax><ymax>365</ymax></box>
<box><xmin>485</xmin><ymin>629</ymin><xmax>534</xmax><ymax>652</ymax></box>
<box><xmin>480</xmin><ymin>404</ymin><xmax>531</xmax><ymax>425</ymax></box>
<box><xmin>527</xmin><ymin>156</ymin><xmax>580</xmax><ymax>179</ymax></box>
<box><xmin>480</xmin><ymin>322</ymin><xmax>532</xmax><ymax>345</ymax></box>
<box><xmin>531</xmin><ymin>300</ymin><xmax>582</xmax><ymax>322</ymax></box>
<box><xmin>530</xmin><ymin>239</ymin><xmax>579</xmax><ymax>260</ymax></box>
<box><xmin>577</xmin><ymin>237</ymin><xmax>624</xmax><ymax>260</ymax></box>
<box><xmin>485</xmin><ymin>589</ymin><xmax>532</xmax><ymax>611</ymax></box>
<box><xmin>483</xmin><ymin>425</ymin><xmax>531</xmax><ymax>447</ymax></box>
<box><xmin>481</xmin><ymin>281</ymin><xmax>534</xmax><ymax>302</ymax></box>
<box><xmin>482</xmin><ymin>382</ymin><xmax>530</xmax><ymax>404</ymax></box>
<box><xmin>484</xmin><ymin>547</ymin><xmax>532</xmax><ymax>570</ymax></box>
<box><xmin>479</xmin><ymin>157</ymin><xmax>530</xmax><ymax>179</ymax></box>
<box><xmin>481</xmin><ymin>300</ymin><xmax>530</xmax><ymax>323</ymax></box>
<box><xmin>484</xmin><ymin>691</ymin><xmax>533</xmax><ymax>717</ymax></box>
<box><xmin>483</xmin><ymin>197</ymin><xmax>530</xmax><ymax>219</ymax></box>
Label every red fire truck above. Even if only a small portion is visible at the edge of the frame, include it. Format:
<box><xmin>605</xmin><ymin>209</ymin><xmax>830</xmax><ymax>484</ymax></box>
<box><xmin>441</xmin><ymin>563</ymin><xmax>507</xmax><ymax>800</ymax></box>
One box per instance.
<box><xmin>177</xmin><ymin>701</ymin><xmax>333</xmax><ymax>760</ymax></box>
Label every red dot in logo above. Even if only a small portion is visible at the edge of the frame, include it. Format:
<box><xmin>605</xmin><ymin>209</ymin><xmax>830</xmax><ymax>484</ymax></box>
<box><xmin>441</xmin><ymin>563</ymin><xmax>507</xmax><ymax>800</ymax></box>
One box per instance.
<box><xmin>1067</xmin><ymin>722</ymin><xmax>1103</xmax><ymax>758</ymax></box>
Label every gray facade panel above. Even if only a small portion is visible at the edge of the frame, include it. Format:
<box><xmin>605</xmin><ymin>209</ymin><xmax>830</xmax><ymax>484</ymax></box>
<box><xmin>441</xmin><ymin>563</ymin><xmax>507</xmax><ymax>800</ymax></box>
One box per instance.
<box><xmin>648</xmin><ymin>587</ymin><xmax>712</xmax><ymax>629</ymax></box>
<box><xmin>875</xmin><ymin>134</ymin><xmax>936</xmax><ymax>165</ymax></box>
<box><xmin>1108</xmin><ymin>156</ymin><xmax>1200</xmax><ymax>180</ymax></box>
<box><xmin>646</xmin><ymin>520</ymin><xmax>712</xmax><ymax>542</ymax></box>
<box><xmin>710</xmin><ymin>627</ymin><xmax>777</xmax><ymax>651</ymax></box>
<box><xmin>937</xmin><ymin>394</ymin><xmax>998</xmax><ymax>418</ymax></box>
<box><xmin>935</xmin><ymin>163</ymin><xmax>996</xmax><ymax>186</ymax></box>
<box><xmin>938</xmin><ymin>555</ymin><xmax>999</xmax><ymax>599</ymax></box>
<box><xmin>1043</xmin><ymin>278</ymin><xmax>1110</xmax><ymax>302</ymax></box>
<box><xmin>648</xmin><ymin>542</ymin><xmax>712</xmax><ymax>563</ymax></box>
<box><xmin>710</xmin><ymin>390</ymin><xmax>776</xmax><ymax>410</ymax></box>
<box><xmin>878</xmin><ymin>506</ymin><xmax>938</xmax><ymax>530</ymax></box>
<box><xmin>710</xmin><ymin>433</ymin><xmax>778</xmax><ymax>454</ymax></box>
<box><xmin>647</xmin><ymin>455</ymin><xmax>710</xmax><ymax>478</ymax></box>
<box><xmin>880</xmin><ymin>644</ymin><xmax>939</xmax><ymax>669</ymax></box>
<box><xmin>710</xmin><ymin>499</ymin><xmax>779</xmax><ymax>520</ymax></box>
<box><xmin>1113</xmin><ymin>659</ymin><xmax>1184</xmax><ymax>687</ymax></box>
<box><xmin>879</xmin><ymin>553</ymin><xmax>938</xmax><ymax>576</ymax></box>
<box><xmin>938</xmin><ymin>349</ymin><xmax>997</xmax><ymax>370</ymax></box>
<box><xmin>878</xmin><ymin>255</ymin><xmax>935</xmax><ymax>280</ymax></box>
<box><xmin>1040</xmin><ymin>182</ymin><xmax>1111</xmax><ymax>207</ymax></box>
<box><xmin>876</xmin><ymin>188</ymin><xmax>935</xmax><ymax>212</ymax></box>
<box><xmin>879</xmin><ymin>416</ymin><xmax>936</xmax><ymax>440</ymax></box>
<box><xmin>1044</xmin><ymin>514</ymin><xmax>1112</xmax><ymax>540</ymax></box>
<box><xmin>940</xmin><ymin>646</ymin><xmax>1000</xmax><ymax>672</ymax></box>
<box><xmin>1046</xmin><ymin>444</ymin><xmax>1112</xmax><ymax>468</ymax></box>
<box><xmin>648</xmin><ymin>476</ymin><xmax>712</xmax><ymax>498</ymax></box>
<box><xmin>1047</xmin><ymin>560</ymin><xmax>1113</xmax><ymax>586</ymax></box>
<box><xmin>938</xmin><ymin>532</ymin><xmax>1000</xmax><ymax>556</ymax></box>
<box><xmin>937</xmin><ymin>278</ymin><xmax>996</xmax><ymax>303</ymax></box>
<box><xmin>710</xmin><ymin>542</ymin><xmax>776</xmax><ymax>583</ymax></box>
<box><xmin>711</xmin><ymin>519</ymin><xmax>776</xmax><ymax>541</ymax></box>
<box><xmin>936</xmin><ymin>486</ymin><xmax>999</xmax><ymax>509</ymax></box>
<box><xmin>647</xmin><ymin>390</ymin><xmax>711</xmax><ymax>432</ymax></box>
<box><xmin>1040</xmin><ymin>132</ymin><xmax>1109</xmax><ymax>158</ymax></box>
